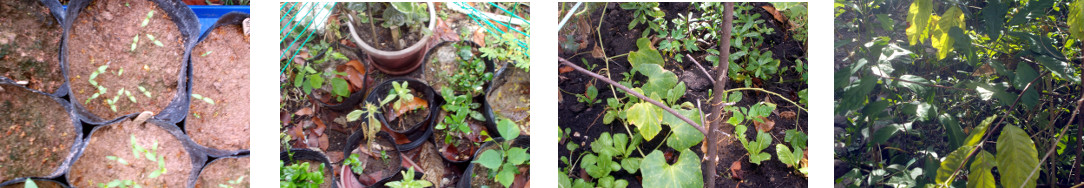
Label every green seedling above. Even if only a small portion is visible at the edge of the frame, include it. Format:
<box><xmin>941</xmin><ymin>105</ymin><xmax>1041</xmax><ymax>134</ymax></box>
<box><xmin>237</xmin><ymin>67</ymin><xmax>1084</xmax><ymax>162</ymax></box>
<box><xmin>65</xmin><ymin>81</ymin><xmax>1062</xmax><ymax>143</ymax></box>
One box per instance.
<box><xmin>342</xmin><ymin>153</ymin><xmax>364</xmax><ymax>174</ymax></box>
<box><xmin>218</xmin><ymin>175</ymin><xmax>245</xmax><ymax>188</ymax></box>
<box><xmin>137</xmin><ymin>86</ymin><xmax>152</xmax><ymax>98</ymax></box>
<box><xmin>384</xmin><ymin>168</ymin><xmax>432</xmax><ymax>188</ymax></box>
<box><xmin>193</xmin><ymin>112</ymin><xmax>201</xmax><ymax>119</ymax></box>
<box><xmin>118</xmin><ymin>68</ymin><xmax>124</xmax><ymax>76</ymax></box>
<box><xmin>575</xmin><ymin>85</ymin><xmax>599</xmax><ymax>106</ymax></box>
<box><xmin>131</xmin><ymin>35</ymin><xmax>139</xmax><ymax>51</ymax></box>
<box><xmin>472</xmin><ymin>118</ymin><xmax>529</xmax><ymax>187</ymax></box>
<box><xmin>280</xmin><ymin>161</ymin><xmax>325</xmax><ymax>187</ymax></box>
<box><xmin>381</xmin><ymin>81</ymin><xmax>419</xmax><ymax>112</ymax></box>
<box><xmin>435</xmin><ymin>87</ymin><xmax>484</xmax><ymax>140</ymax></box>
<box><xmin>201</xmin><ymin>51</ymin><xmax>213</xmax><ymax>57</ymax></box>
<box><xmin>346</xmin><ymin>102</ymin><xmax>383</xmax><ymax>147</ymax></box>
<box><xmin>106</xmin><ymin>156</ymin><xmax>128</xmax><ymax>165</ymax></box>
<box><xmin>24</xmin><ymin>179</ymin><xmax>36</xmax><ymax>188</ymax></box>
<box><xmin>146</xmin><ymin>34</ymin><xmax>164</xmax><ymax>47</ymax></box>
<box><xmin>141</xmin><ymin>11</ymin><xmax>154</xmax><ymax>27</ymax></box>
<box><xmin>191</xmin><ymin>93</ymin><xmax>216</xmax><ymax>105</ymax></box>
<box><xmin>736</xmin><ymin>124</ymin><xmax>772</xmax><ymax>165</ymax></box>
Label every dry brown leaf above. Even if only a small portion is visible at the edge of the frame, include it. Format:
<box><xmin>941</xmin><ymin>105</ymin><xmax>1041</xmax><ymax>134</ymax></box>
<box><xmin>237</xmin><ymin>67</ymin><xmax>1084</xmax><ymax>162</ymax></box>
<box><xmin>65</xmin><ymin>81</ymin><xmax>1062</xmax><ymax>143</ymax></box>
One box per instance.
<box><xmin>591</xmin><ymin>44</ymin><xmax>606</xmax><ymax>59</ymax></box>
<box><xmin>762</xmin><ymin>5</ymin><xmax>786</xmax><ymax>24</ymax></box>
<box><xmin>558</xmin><ymin>66</ymin><xmax>574</xmax><ymax>74</ymax></box>
<box><xmin>318</xmin><ymin>132</ymin><xmax>329</xmax><ymax>151</ymax></box>
<box><xmin>433</xmin><ymin>18</ymin><xmax>460</xmax><ymax>42</ymax></box>
<box><xmin>780</xmin><ymin>111</ymin><xmax>796</xmax><ymax>120</ymax></box>
<box><xmin>391</xmin><ymin>96</ymin><xmax>429</xmax><ymax>118</ymax></box>
<box><xmin>472</xmin><ymin>27</ymin><xmax>488</xmax><ymax>48</ymax></box>
<box><xmin>754</xmin><ymin>116</ymin><xmax>775</xmax><ymax>132</ymax></box>
<box><xmin>344</xmin><ymin>67</ymin><xmax>365</xmax><ymax>92</ymax></box>
<box><xmin>972</xmin><ymin>64</ymin><xmax>995</xmax><ymax>76</ymax></box>
<box><xmin>730</xmin><ymin>161</ymin><xmax>744</xmax><ymax>180</ymax></box>
<box><xmin>294</xmin><ymin>107</ymin><xmax>314</xmax><ymax>117</ymax></box>
<box><xmin>312</xmin><ymin>116</ymin><xmax>326</xmax><ymax>137</ymax></box>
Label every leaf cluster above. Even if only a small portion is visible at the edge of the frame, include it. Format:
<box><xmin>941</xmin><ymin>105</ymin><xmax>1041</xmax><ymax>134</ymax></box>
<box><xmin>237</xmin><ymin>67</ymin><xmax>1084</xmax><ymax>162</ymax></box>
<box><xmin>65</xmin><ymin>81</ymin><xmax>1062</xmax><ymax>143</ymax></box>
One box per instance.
<box><xmin>472</xmin><ymin>118</ymin><xmax>529</xmax><ymax>188</ymax></box>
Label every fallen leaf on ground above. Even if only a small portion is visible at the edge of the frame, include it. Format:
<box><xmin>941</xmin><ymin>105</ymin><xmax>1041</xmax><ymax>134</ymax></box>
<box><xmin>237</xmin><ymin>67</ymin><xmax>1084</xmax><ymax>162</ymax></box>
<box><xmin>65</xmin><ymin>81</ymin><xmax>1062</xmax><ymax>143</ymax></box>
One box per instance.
<box><xmin>591</xmin><ymin>44</ymin><xmax>606</xmax><ymax>59</ymax></box>
<box><xmin>558</xmin><ymin>66</ymin><xmax>574</xmax><ymax>74</ymax></box>
<box><xmin>472</xmin><ymin>27</ymin><xmax>487</xmax><ymax>47</ymax></box>
<box><xmin>343</xmin><ymin>66</ymin><xmax>365</xmax><ymax>92</ymax></box>
<box><xmin>754</xmin><ymin>116</ymin><xmax>775</xmax><ymax>132</ymax></box>
<box><xmin>780</xmin><ymin>111</ymin><xmax>796</xmax><ymax>120</ymax></box>
<box><xmin>762</xmin><ymin>5</ymin><xmax>786</xmax><ymax>24</ymax></box>
<box><xmin>433</xmin><ymin>18</ymin><xmax>460</xmax><ymax>42</ymax></box>
<box><xmin>389</xmin><ymin>96</ymin><xmax>429</xmax><ymax>120</ymax></box>
<box><xmin>730</xmin><ymin>161</ymin><xmax>744</xmax><ymax>180</ymax></box>
<box><xmin>312</xmin><ymin>116</ymin><xmax>326</xmax><ymax>137</ymax></box>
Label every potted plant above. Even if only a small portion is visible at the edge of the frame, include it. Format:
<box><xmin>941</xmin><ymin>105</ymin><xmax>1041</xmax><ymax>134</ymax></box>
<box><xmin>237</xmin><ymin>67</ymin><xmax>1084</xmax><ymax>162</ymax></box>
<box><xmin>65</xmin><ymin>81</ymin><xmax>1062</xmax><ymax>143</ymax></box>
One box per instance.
<box><xmin>194</xmin><ymin>156</ymin><xmax>249</xmax><ymax>188</ymax></box>
<box><xmin>187</xmin><ymin>12</ymin><xmax>250</xmax><ymax>157</ymax></box>
<box><xmin>281</xmin><ymin>149</ymin><xmax>335</xmax><ymax>188</ymax></box>
<box><xmin>68</xmin><ymin>117</ymin><xmax>202</xmax><ymax>187</ymax></box>
<box><xmin>460</xmin><ymin>118</ymin><xmax>530</xmax><ymax>188</ymax></box>
<box><xmin>431</xmin><ymin>87</ymin><xmax>491</xmax><ymax>163</ymax></box>
<box><xmin>0</xmin><ymin>83</ymin><xmax>80</xmax><ymax>183</ymax></box>
<box><xmin>338</xmin><ymin>130</ymin><xmax>403</xmax><ymax>187</ymax></box>
<box><xmin>342</xmin><ymin>2</ymin><xmax>436</xmax><ymax>75</ymax></box>
<box><xmin>0</xmin><ymin>0</ymin><xmax>65</xmax><ymax>95</ymax></box>
<box><xmin>420</xmin><ymin>41</ymin><xmax>494</xmax><ymax>97</ymax></box>
<box><xmin>364</xmin><ymin>78</ymin><xmax>438</xmax><ymax>151</ymax></box>
<box><xmin>294</xmin><ymin>40</ymin><xmax>370</xmax><ymax>112</ymax></box>
<box><xmin>484</xmin><ymin>63</ymin><xmax>529</xmax><ymax>141</ymax></box>
<box><xmin>63</xmin><ymin>0</ymin><xmax>199</xmax><ymax>124</ymax></box>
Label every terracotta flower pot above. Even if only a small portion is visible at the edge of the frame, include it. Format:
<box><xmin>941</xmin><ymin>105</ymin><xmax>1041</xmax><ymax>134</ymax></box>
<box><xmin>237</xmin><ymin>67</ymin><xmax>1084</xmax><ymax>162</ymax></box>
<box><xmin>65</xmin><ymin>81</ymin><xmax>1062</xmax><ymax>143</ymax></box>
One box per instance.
<box><xmin>346</xmin><ymin>2</ymin><xmax>436</xmax><ymax>76</ymax></box>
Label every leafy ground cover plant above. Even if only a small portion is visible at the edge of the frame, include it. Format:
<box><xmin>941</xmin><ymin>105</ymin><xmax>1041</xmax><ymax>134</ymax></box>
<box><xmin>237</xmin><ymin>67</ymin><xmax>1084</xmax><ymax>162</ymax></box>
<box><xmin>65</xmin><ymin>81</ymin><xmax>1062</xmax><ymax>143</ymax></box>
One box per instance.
<box><xmin>280</xmin><ymin>161</ymin><xmax>326</xmax><ymax>188</ymax></box>
<box><xmin>835</xmin><ymin>0</ymin><xmax>1084</xmax><ymax>187</ymax></box>
<box><xmin>473</xmin><ymin>119</ymin><xmax>529</xmax><ymax>187</ymax></box>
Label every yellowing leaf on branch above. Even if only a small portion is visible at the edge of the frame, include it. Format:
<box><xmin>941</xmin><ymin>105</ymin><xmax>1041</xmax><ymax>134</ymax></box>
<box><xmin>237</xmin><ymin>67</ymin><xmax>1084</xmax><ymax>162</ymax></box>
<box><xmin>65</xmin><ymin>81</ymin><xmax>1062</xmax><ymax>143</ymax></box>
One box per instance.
<box><xmin>1067</xmin><ymin>0</ymin><xmax>1084</xmax><ymax>41</ymax></box>
<box><xmin>932</xmin><ymin>7</ymin><xmax>965</xmax><ymax>60</ymax></box>
<box><xmin>906</xmin><ymin>0</ymin><xmax>933</xmax><ymax>45</ymax></box>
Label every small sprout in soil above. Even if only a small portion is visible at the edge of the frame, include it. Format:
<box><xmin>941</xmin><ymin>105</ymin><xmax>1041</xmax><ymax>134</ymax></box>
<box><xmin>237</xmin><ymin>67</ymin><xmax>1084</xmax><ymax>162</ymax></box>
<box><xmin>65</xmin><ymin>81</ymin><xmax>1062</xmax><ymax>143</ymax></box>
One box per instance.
<box><xmin>137</xmin><ymin>86</ymin><xmax>152</xmax><ymax>98</ymax></box>
<box><xmin>86</xmin><ymin>92</ymin><xmax>100</xmax><ymax>104</ymax></box>
<box><xmin>141</xmin><ymin>11</ymin><xmax>155</xmax><ymax>27</ymax></box>
<box><xmin>384</xmin><ymin>168</ymin><xmax>432</xmax><ymax>188</ymax></box>
<box><xmin>126</xmin><ymin>90</ymin><xmax>136</xmax><ymax>103</ymax></box>
<box><xmin>106</xmin><ymin>155</ymin><xmax>128</xmax><ymax>165</ymax></box>
<box><xmin>129</xmin><ymin>134</ymin><xmax>167</xmax><ymax>179</ymax></box>
<box><xmin>193</xmin><ymin>112</ymin><xmax>201</xmax><ymax>119</ymax></box>
<box><xmin>24</xmin><ymin>179</ymin><xmax>36</xmax><ymax>188</ymax></box>
<box><xmin>343</xmin><ymin>153</ymin><xmax>364</xmax><ymax>174</ymax></box>
<box><xmin>201</xmin><ymin>51</ymin><xmax>213</xmax><ymax>57</ymax></box>
<box><xmin>146</xmin><ymin>34</ymin><xmax>164</xmax><ymax>47</ymax></box>
<box><xmin>219</xmin><ymin>175</ymin><xmax>245</xmax><ymax>188</ymax></box>
<box><xmin>118</xmin><ymin>68</ymin><xmax>124</xmax><ymax>76</ymax></box>
<box><xmin>192</xmin><ymin>93</ymin><xmax>216</xmax><ymax>105</ymax></box>
<box><xmin>131</xmin><ymin>35</ymin><xmax>139</xmax><ymax>51</ymax></box>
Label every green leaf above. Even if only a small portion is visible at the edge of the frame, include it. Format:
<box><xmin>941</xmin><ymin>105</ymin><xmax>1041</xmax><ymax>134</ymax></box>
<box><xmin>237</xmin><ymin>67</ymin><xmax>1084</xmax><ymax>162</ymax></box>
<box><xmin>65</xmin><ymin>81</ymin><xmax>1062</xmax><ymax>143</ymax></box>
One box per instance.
<box><xmin>775</xmin><ymin>144</ymin><xmax>800</xmax><ymax>167</ymax></box>
<box><xmin>641</xmin><ymin>149</ymin><xmax>703</xmax><ymax>188</ymax></box>
<box><xmin>506</xmin><ymin>147</ymin><xmax>529</xmax><ymax>165</ymax></box>
<box><xmin>1036</xmin><ymin>55</ymin><xmax>1082</xmax><ymax>83</ymax></box>
<box><xmin>497</xmin><ymin>118</ymin><xmax>520</xmax><ymax>140</ymax></box>
<box><xmin>996</xmin><ymin>125</ymin><xmax>1039</xmax><ymax>188</ymax></box>
<box><xmin>872</xmin><ymin>123</ymin><xmax>903</xmax><ymax>145</ymax></box>
<box><xmin>982</xmin><ymin>0</ymin><xmax>1008</xmax><ymax>40</ymax></box>
<box><xmin>862</xmin><ymin>100</ymin><xmax>890</xmax><ymax>116</ymax></box>
<box><xmin>784</xmin><ymin>129</ymin><xmax>807</xmax><ymax>150</ymax></box>
<box><xmin>905</xmin><ymin>0</ymin><xmax>933</xmax><ymax>45</ymax></box>
<box><xmin>24</xmin><ymin>179</ymin><xmax>37</xmax><ymax>188</ymax></box>
<box><xmin>621</xmin><ymin>157</ymin><xmax>641</xmax><ymax>174</ymax></box>
<box><xmin>662</xmin><ymin>106</ymin><xmax>704</xmax><ymax>150</ymax></box>
<box><xmin>1014</xmin><ymin>63</ymin><xmax>1038</xmax><ymax>89</ymax></box>
<box><xmin>938</xmin><ymin>114</ymin><xmax>966</xmax><ymax>149</ymax></box>
<box><xmin>473</xmin><ymin>149</ymin><xmax>503</xmax><ymax>170</ymax></box>
<box><xmin>968</xmin><ymin>151</ymin><xmax>996</xmax><ymax>188</ymax></box>
<box><xmin>497</xmin><ymin>163</ymin><xmax>516</xmax><ymax>187</ymax></box>
<box><xmin>936</xmin><ymin>146</ymin><xmax>972</xmax><ymax>185</ymax></box>
<box><xmin>1070</xmin><ymin>0</ymin><xmax>1084</xmax><ymax>41</ymax></box>
<box><xmin>627</xmin><ymin>102</ymin><xmax>662</xmax><ymax>140</ymax></box>
<box><xmin>931</xmin><ymin>7</ymin><xmax>965</xmax><ymax>60</ymax></box>
<box><xmin>346</xmin><ymin>110</ymin><xmax>364</xmax><ymax>122</ymax></box>
<box><xmin>747</xmin><ymin>131</ymin><xmax>773</xmax><ymax>165</ymax></box>
<box><xmin>896</xmin><ymin>75</ymin><xmax>932</xmax><ymax>95</ymax></box>
<box><xmin>628</xmin><ymin>38</ymin><xmax>664</xmax><ymax>70</ymax></box>
<box><xmin>635</xmin><ymin>64</ymin><xmax>678</xmax><ymax>98</ymax></box>
<box><xmin>559</xmin><ymin>172</ymin><xmax>572</xmax><ymax>188</ymax></box>
<box><xmin>331</xmin><ymin>78</ymin><xmax>350</xmax><ymax>97</ymax></box>
<box><xmin>965</xmin><ymin>116</ymin><xmax>997</xmax><ymax>147</ymax></box>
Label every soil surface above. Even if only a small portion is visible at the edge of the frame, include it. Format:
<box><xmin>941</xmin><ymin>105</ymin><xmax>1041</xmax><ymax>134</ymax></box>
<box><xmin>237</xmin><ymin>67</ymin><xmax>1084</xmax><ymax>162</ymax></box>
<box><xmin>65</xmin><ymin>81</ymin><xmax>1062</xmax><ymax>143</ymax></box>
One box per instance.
<box><xmin>195</xmin><ymin>157</ymin><xmax>250</xmax><ymax>188</ymax></box>
<box><xmin>188</xmin><ymin>24</ymin><xmax>250</xmax><ymax>152</ymax></box>
<box><xmin>0</xmin><ymin>0</ymin><xmax>64</xmax><ymax>93</ymax></box>
<box><xmin>69</xmin><ymin>120</ymin><xmax>193</xmax><ymax>187</ymax></box>
<box><xmin>487</xmin><ymin>65</ymin><xmax>530</xmax><ymax>135</ymax></box>
<box><xmin>0</xmin><ymin>84</ymin><xmax>76</xmax><ymax>182</ymax></box>
<box><xmin>346</xmin><ymin>2</ymin><xmax>428</xmax><ymax>51</ymax></box>
<box><xmin>557</xmin><ymin>3</ymin><xmax>808</xmax><ymax>187</ymax></box>
<box><xmin>0</xmin><ymin>179</ymin><xmax>65</xmax><ymax>188</ymax></box>
<box><xmin>67</xmin><ymin>0</ymin><xmax>184</xmax><ymax>120</ymax></box>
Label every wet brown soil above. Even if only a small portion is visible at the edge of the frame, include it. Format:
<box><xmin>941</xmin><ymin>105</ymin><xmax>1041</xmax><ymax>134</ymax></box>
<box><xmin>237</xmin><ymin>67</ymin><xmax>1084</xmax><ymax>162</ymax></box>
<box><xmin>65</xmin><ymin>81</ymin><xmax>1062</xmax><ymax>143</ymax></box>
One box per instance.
<box><xmin>0</xmin><ymin>84</ymin><xmax>76</xmax><ymax>182</ymax></box>
<box><xmin>69</xmin><ymin>120</ymin><xmax>193</xmax><ymax>187</ymax></box>
<box><xmin>0</xmin><ymin>0</ymin><xmax>64</xmax><ymax>93</ymax></box>
<box><xmin>195</xmin><ymin>157</ymin><xmax>250</xmax><ymax>188</ymax></box>
<box><xmin>487</xmin><ymin>65</ymin><xmax>530</xmax><ymax>134</ymax></box>
<box><xmin>188</xmin><ymin>24</ymin><xmax>250</xmax><ymax>152</ymax></box>
<box><xmin>557</xmin><ymin>3</ymin><xmax>807</xmax><ymax>187</ymax></box>
<box><xmin>345</xmin><ymin>2</ymin><xmax>427</xmax><ymax>51</ymax></box>
<box><xmin>67</xmin><ymin>0</ymin><xmax>184</xmax><ymax>120</ymax></box>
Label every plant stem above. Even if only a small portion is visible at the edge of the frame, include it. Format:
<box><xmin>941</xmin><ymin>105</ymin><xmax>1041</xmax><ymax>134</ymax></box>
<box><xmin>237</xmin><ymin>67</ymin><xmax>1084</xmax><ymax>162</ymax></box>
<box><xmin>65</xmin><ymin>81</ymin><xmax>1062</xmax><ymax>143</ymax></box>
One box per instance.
<box><xmin>705</xmin><ymin>3</ymin><xmax>733</xmax><ymax>186</ymax></box>
<box><xmin>1021</xmin><ymin>97</ymin><xmax>1082</xmax><ymax>188</ymax></box>
<box><xmin>367</xmin><ymin>4</ymin><xmax>376</xmax><ymax>39</ymax></box>
<box><xmin>558</xmin><ymin>57</ymin><xmax>708</xmax><ymax>135</ymax></box>
<box><xmin>685</xmin><ymin>53</ymin><xmax>714</xmax><ymax>81</ymax></box>
<box><xmin>721</xmin><ymin>88</ymin><xmax>807</xmax><ymax>112</ymax></box>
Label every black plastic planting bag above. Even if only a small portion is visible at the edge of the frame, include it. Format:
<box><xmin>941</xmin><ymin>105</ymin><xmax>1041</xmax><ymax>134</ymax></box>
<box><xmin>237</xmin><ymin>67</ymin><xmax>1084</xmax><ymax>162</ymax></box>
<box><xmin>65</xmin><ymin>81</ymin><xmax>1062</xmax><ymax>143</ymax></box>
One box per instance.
<box><xmin>281</xmin><ymin>149</ymin><xmax>339</xmax><ymax>188</ymax></box>
<box><xmin>0</xmin><ymin>82</ymin><xmax>82</xmax><ymax>185</ymax></box>
<box><xmin>67</xmin><ymin>118</ymin><xmax>208</xmax><ymax>187</ymax></box>
<box><xmin>364</xmin><ymin>77</ymin><xmax>441</xmax><ymax>151</ymax></box>
<box><xmin>457</xmin><ymin>136</ymin><xmax>530</xmax><ymax>188</ymax></box>
<box><xmin>61</xmin><ymin>0</ymin><xmax>198</xmax><ymax>125</ymax></box>
<box><xmin>187</xmin><ymin>11</ymin><xmax>249</xmax><ymax>158</ymax></box>
<box><xmin>0</xmin><ymin>0</ymin><xmax>68</xmax><ymax>96</ymax></box>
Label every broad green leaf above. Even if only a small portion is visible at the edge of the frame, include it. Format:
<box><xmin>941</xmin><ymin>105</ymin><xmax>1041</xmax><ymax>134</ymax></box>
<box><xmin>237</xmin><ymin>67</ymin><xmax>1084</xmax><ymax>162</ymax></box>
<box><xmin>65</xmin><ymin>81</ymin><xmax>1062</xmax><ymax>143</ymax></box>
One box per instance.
<box><xmin>497</xmin><ymin>163</ymin><xmax>516</xmax><ymax>187</ymax></box>
<box><xmin>641</xmin><ymin>149</ymin><xmax>703</xmax><ymax>188</ymax></box>
<box><xmin>346</xmin><ymin>110</ymin><xmax>364</xmax><ymax>122</ymax></box>
<box><xmin>965</xmin><ymin>116</ymin><xmax>997</xmax><ymax>147</ymax></box>
<box><xmin>559</xmin><ymin>172</ymin><xmax>572</xmax><ymax>188</ymax></box>
<box><xmin>905</xmin><ymin>0</ymin><xmax>933</xmax><ymax>45</ymax></box>
<box><xmin>1007</xmin><ymin>0</ymin><xmax>1054</xmax><ymax>26</ymax></box>
<box><xmin>784</xmin><ymin>129</ymin><xmax>807</xmax><ymax>150</ymax></box>
<box><xmin>473</xmin><ymin>149</ymin><xmax>503</xmax><ymax>169</ymax></box>
<box><xmin>938</xmin><ymin>114</ymin><xmax>965</xmax><ymax>149</ymax></box>
<box><xmin>872</xmin><ymin>123</ymin><xmax>903</xmax><ymax>145</ymax></box>
<box><xmin>862</xmin><ymin>100</ymin><xmax>890</xmax><ymax>116</ymax></box>
<box><xmin>876</xmin><ymin>14</ymin><xmax>894</xmax><ymax>31</ymax></box>
<box><xmin>1071</xmin><ymin>0</ymin><xmax>1084</xmax><ymax>41</ymax></box>
<box><xmin>627</xmin><ymin>102</ymin><xmax>663</xmax><ymax>140</ymax></box>
<box><xmin>896</xmin><ymin>75</ymin><xmax>932</xmax><ymax>95</ymax></box>
<box><xmin>932</xmin><ymin>7</ymin><xmax>965</xmax><ymax>60</ymax></box>
<box><xmin>996</xmin><ymin>125</ymin><xmax>1039</xmax><ymax>188</ymax></box>
<box><xmin>775</xmin><ymin>144</ymin><xmax>801</xmax><ymax>167</ymax></box>
<box><xmin>662</xmin><ymin>106</ymin><xmax>704</xmax><ymax>150</ymax></box>
<box><xmin>507</xmin><ymin>147</ymin><xmax>529</xmax><ymax>165</ymax></box>
<box><xmin>621</xmin><ymin>157</ymin><xmax>641</xmax><ymax>174</ymax></box>
<box><xmin>497</xmin><ymin>118</ymin><xmax>520</xmax><ymax>140</ymax></box>
<box><xmin>635</xmin><ymin>64</ymin><xmax>678</xmax><ymax>98</ymax></box>
<box><xmin>968</xmin><ymin>151</ymin><xmax>996</xmax><ymax>188</ymax></box>
<box><xmin>983</xmin><ymin>0</ymin><xmax>1008</xmax><ymax>40</ymax></box>
<box><xmin>838</xmin><ymin>75</ymin><xmax>877</xmax><ymax>114</ymax></box>
<box><xmin>747</xmin><ymin>131</ymin><xmax>773</xmax><ymax>165</ymax></box>
<box><xmin>1036</xmin><ymin>56</ymin><xmax>1082</xmax><ymax>83</ymax></box>
<box><xmin>613</xmin><ymin>133</ymin><xmax>629</xmax><ymax>157</ymax></box>
<box><xmin>1014</xmin><ymin>63</ymin><xmax>1038</xmax><ymax>89</ymax></box>
<box><xmin>936</xmin><ymin>146</ymin><xmax>972</xmax><ymax>185</ymax></box>
<box><xmin>628</xmin><ymin>38</ymin><xmax>664</xmax><ymax>69</ymax></box>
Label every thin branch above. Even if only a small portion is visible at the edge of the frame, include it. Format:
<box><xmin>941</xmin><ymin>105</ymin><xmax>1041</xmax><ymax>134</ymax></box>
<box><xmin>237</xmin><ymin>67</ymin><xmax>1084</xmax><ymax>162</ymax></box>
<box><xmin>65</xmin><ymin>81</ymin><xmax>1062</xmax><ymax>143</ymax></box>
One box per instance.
<box><xmin>559</xmin><ymin>57</ymin><xmax>708</xmax><ymax>135</ymax></box>
<box><xmin>685</xmin><ymin>54</ymin><xmax>715</xmax><ymax>81</ymax></box>
<box><xmin>1021</xmin><ymin>98</ymin><xmax>1080</xmax><ymax>187</ymax></box>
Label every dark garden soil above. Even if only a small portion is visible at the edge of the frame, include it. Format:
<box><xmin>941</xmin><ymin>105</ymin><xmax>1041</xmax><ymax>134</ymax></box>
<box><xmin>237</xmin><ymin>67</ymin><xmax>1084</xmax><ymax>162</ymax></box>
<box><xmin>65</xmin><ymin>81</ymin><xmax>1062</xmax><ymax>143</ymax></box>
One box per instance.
<box><xmin>188</xmin><ymin>24</ymin><xmax>250</xmax><ymax>152</ymax></box>
<box><xmin>487</xmin><ymin>65</ymin><xmax>530</xmax><ymax>134</ymax></box>
<box><xmin>0</xmin><ymin>84</ymin><xmax>76</xmax><ymax>182</ymax></box>
<box><xmin>0</xmin><ymin>0</ymin><xmax>64</xmax><ymax>93</ymax></box>
<box><xmin>195</xmin><ymin>157</ymin><xmax>249</xmax><ymax>188</ymax></box>
<box><xmin>67</xmin><ymin>0</ymin><xmax>184</xmax><ymax>120</ymax></box>
<box><xmin>347</xmin><ymin>135</ymin><xmax>400</xmax><ymax>186</ymax></box>
<box><xmin>558</xmin><ymin>3</ymin><xmax>807</xmax><ymax>187</ymax></box>
<box><xmin>347</xmin><ymin>2</ymin><xmax>427</xmax><ymax>51</ymax></box>
<box><xmin>69</xmin><ymin>120</ymin><xmax>192</xmax><ymax>187</ymax></box>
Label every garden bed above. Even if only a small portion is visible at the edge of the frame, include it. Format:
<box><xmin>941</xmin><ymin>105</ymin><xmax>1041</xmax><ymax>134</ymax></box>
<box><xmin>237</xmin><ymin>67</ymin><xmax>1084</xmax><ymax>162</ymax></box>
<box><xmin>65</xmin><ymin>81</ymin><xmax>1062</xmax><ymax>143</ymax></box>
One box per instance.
<box><xmin>558</xmin><ymin>2</ymin><xmax>807</xmax><ymax>187</ymax></box>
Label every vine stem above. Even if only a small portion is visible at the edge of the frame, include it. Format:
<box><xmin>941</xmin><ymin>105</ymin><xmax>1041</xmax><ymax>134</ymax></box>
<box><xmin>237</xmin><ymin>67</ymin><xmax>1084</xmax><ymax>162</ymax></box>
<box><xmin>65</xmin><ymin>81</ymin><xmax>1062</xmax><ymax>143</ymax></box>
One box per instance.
<box><xmin>942</xmin><ymin>70</ymin><xmax>1045</xmax><ymax>186</ymax></box>
<box><xmin>721</xmin><ymin>88</ymin><xmax>808</xmax><ymax>112</ymax></box>
<box><xmin>1021</xmin><ymin>98</ymin><xmax>1079</xmax><ymax>188</ymax></box>
<box><xmin>558</xmin><ymin>57</ymin><xmax>708</xmax><ymax>135</ymax></box>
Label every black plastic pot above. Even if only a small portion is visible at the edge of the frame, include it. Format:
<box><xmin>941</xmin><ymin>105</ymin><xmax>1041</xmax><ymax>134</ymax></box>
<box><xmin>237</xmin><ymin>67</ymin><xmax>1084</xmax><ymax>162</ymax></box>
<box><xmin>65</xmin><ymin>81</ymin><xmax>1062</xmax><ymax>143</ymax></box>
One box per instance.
<box><xmin>419</xmin><ymin>40</ymin><xmax>496</xmax><ymax>96</ymax></box>
<box><xmin>0</xmin><ymin>83</ymin><xmax>82</xmax><ymax>184</ymax></box>
<box><xmin>0</xmin><ymin>177</ymin><xmax>70</xmax><ymax>188</ymax></box>
<box><xmin>430</xmin><ymin>94</ymin><xmax>495</xmax><ymax>164</ymax></box>
<box><xmin>364</xmin><ymin>77</ymin><xmax>440</xmax><ymax>151</ymax></box>
<box><xmin>281</xmin><ymin>149</ymin><xmax>338</xmax><ymax>188</ymax></box>
<box><xmin>194</xmin><ymin>153</ymin><xmax>249</xmax><ymax>188</ymax></box>
<box><xmin>306</xmin><ymin>47</ymin><xmax>370</xmax><ymax>112</ymax></box>
<box><xmin>62</xmin><ymin>0</ymin><xmax>199</xmax><ymax>125</ymax></box>
<box><xmin>185</xmin><ymin>11</ymin><xmax>250</xmax><ymax>158</ymax></box>
<box><xmin>482</xmin><ymin>62</ymin><xmax>527</xmax><ymax>142</ymax></box>
<box><xmin>67</xmin><ymin>118</ymin><xmax>207</xmax><ymax>187</ymax></box>
<box><xmin>342</xmin><ymin>130</ymin><xmax>403</xmax><ymax>187</ymax></box>
<box><xmin>0</xmin><ymin>0</ymin><xmax>68</xmax><ymax>97</ymax></box>
<box><xmin>457</xmin><ymin>136</ymin><xmax>530</xmax><ymax>188</ymax></box>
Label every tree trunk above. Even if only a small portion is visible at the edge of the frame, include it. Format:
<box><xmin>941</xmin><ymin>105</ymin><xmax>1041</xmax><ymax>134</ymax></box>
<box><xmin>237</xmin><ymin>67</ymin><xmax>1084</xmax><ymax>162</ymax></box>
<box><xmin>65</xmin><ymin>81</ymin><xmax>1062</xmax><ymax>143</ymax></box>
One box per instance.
<box><xmin>705</xmin><ymin>2</ymin><xmax>734</xmax><ymax>187</ymax></box>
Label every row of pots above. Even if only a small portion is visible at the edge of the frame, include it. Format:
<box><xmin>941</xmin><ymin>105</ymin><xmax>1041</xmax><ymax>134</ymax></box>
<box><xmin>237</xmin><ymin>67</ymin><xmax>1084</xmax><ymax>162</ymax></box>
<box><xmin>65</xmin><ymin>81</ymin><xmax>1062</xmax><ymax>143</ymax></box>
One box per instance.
<box><xmin>0</xmin><ymin>0</ymin><xmax>250</xmax><ymax>187</ymax></box>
